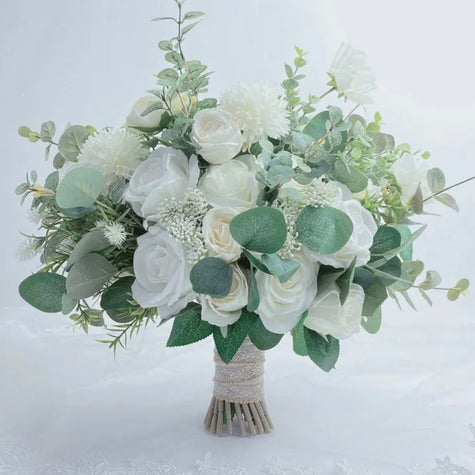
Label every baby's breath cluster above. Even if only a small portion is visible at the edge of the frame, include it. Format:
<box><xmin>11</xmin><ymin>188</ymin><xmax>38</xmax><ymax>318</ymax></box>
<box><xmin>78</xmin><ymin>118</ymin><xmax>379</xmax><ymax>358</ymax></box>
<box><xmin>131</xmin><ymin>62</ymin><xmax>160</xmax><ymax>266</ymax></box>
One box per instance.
<box><xmin>302</xmin><ymin>177</ymin><xmax>338</xmax><ymax>207</ymax></box>
<box><xmin>156</xmin><ymin>188</ymin><xmax>209</xmax><ymax>264</ymax></box>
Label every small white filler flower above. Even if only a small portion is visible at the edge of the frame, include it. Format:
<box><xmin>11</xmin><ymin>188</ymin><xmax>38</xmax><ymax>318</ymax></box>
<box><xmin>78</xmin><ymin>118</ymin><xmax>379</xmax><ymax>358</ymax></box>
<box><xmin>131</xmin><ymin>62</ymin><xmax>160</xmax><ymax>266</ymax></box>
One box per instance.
<box><xmin>96</xmin><ymin>220</ymin><xmax>128</xmax><ymax>247</ymax></box>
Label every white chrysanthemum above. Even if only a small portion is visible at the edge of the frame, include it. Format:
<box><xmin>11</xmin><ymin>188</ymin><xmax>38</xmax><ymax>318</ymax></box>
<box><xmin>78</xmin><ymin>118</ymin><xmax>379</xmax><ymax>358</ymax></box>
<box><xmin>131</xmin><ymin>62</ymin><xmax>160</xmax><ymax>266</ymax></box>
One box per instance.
<box><xmin>77</xmin><ymin>128</ymin><xmax>148</xmax><ymax>187</ymax></box>
<box><xmin>220</xmin><ymin>83</ymin><xmax>290</xmax><ymax>146</ymax></box>
<box><xmin>16</xmin><ymin>238</ymin><xmax>40</xmax><ymax>261</ymax></box>
<box><xmin>96</xmin><ymin>221</ymin><xmax>127</xmax><ymax>247</ymax></box>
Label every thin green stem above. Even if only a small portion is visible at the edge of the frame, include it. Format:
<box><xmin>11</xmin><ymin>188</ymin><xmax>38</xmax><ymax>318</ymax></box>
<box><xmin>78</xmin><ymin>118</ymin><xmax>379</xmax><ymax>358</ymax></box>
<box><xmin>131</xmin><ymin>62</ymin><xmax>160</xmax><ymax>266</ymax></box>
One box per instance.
<box><xmin>423</xmin><ymin>175</ymin><xmax>475</xmax><ymax>202</ymax></box>
<box><xmin>318</xmin><ymin>87</ymin><xmax>336</xmax><ymax>101</ymax></box>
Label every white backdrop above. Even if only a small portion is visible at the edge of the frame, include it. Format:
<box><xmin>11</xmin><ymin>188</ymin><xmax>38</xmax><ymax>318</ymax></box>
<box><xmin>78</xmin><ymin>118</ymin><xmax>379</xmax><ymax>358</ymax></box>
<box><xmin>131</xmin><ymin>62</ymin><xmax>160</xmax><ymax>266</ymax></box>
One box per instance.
<box><xmin>1</xmin><ymin>1</ymin><xmax>475</xmax><ymax>473</ymax></box>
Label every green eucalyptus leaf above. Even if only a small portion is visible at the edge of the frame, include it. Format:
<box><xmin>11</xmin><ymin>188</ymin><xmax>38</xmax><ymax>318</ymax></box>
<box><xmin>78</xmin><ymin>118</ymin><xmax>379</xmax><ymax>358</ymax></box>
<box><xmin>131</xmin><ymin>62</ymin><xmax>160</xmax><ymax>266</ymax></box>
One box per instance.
<box><xmin>66</xmin><ymin>253</ymin><xmax>117</xmax><ymax>300</ymax></box>
<box><xmin>427</xmin><ymin>168</ymin><xmax>445</xmax><ymax>193</ymax></box>
<box><xmin>55</xmin><ymin>167</ymin><xmax>104</xmax><ymax>209</ymax></box>
<box><xmin>291</xmin><ymin>312</ymin><xmax>308</xmax><ymax>356</ymax></box>
<box><xmin>53</xmin><ymin>153</ymin><xmax>66</xmax><ymax>170</ymax></box>
<box><xmin>377</xmin><ymin>256</ymin><xmax>402</xmax><ymax>286</ymax></box>
<box><xmin>362</xmin><ymin>277</ymin><xmax>388</xmax><ymax>317</ymax></box>
<box><xmin>248</xmin><ymin>317</ymin><xmax>283</xmax><ymax>350</ymax></box>
<box><xmin>167</xmin><ymin>305</ymin><xmax>213</xmax><ymax>347</ymax></box>
<box><xmin>100</xmin><ymin>276</ymin><xmax>135</xmax><ymax>310</ymax></box>
<box><xmin>230</xmin><ymin>207</ymin><xmax>287</xmax><ymax>254</ymax></box>
<box><xmin>18</xmin><ymin>125</ymin><xmax>31</xmax><ymax>138</ymax></box>
<box><xmin>40</xmin><ymin>121</ymin><xmax>55</xmax><ymax>142</ymax></box>
<box><xmin>190</xmin><ymin>257</ymin><xmax>232</xmax><ymax>298</ymax></box>
<box><xmin>370</xmin><ymin>226</ymin><xmax>402</xmax><ymax>257</ymax></box>
<box><xmin>243</xmin><ymin>250</ymin><xmax>270</xmax><ymax>274</ymax></box>
<box><xmin>418</xmin><ymin>270</ymin><xmax>441</xmax><ymax>291</ymax></box>
<box><xmin>361</xmin><ymin>306</ymin><xmax>382</xmax><ymax>334</ymax></box>
<box><xmin>247</xmin><ymin>267</ymin><xmax>260</xmax><ymax>313</ymax></box>
<box><xmin>45</xmin><ymin>171</ymin><xmax>60</xmax><ymax>191</ymax></box>
<box><xmin>331</xmin><ymin>161</ymin><xmax>368</xmax><ymax>193</ymax></box>
<box><xmin>435</xmin><ymin>193</ymin><xmax>459</xmax><ymax>212</ymax></box>
<box><xmin>19</xmin><ymin>272</ymin><xmax>66</xmax><ymax>313</ymax></box>
<box><xmin>295</xmin><ymin>205</ymin><xmax>353</xmax><ymax>254</ymax></box>
<box><xmin>61</xmin><ymin>293</ymin><xmax>77</xmax><ymax>315</ymax></box>
<box><xmin>57</xmin><ymin>125</ymin><xmax>90</xmax><ymax>162</ymax></box>
<box><xmin>304</xmin><ymin>328</ymin><xmax>340</xmax><ymax>372</ymax></box>
<box><xmin>213</xmin><ymin>310</ymin><xmax>257</xmax><ymax>363</ymax></box>
<box><xmin>261</xmin><ymin>254</ymin><xmax>301</xmax><ymax>283</ymax></box>
<box><xmin>66</xmin><ymin>230</ymin><xmax>110</xmax><ymax>271</ymax></box>
<box><xmin>335</xmin><ymin>257</ymin><xmax>357</xmax><ymax>304</ymax></box>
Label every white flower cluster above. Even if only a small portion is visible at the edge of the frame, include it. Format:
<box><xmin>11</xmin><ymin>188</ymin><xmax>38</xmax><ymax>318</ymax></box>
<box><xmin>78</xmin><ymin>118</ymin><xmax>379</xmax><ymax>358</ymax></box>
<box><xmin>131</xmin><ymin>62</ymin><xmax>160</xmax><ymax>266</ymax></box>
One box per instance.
<box><xmin>275</xmin><ymin>198</ymin><xmax>302</xmax><ymax>259</ymax></box>
<box><xmin>156</xmin><ymin>188</ymin><xmax>209</xmax><ymax>265</ymax></box>
<box><xmin>95</xmin><ymin>220</ymin><xmax>128</xmax><ymax>247</ymax></box>
<box><xmin>301</xmin><ymin>177</ymin><xmax>339</xmax><ymax>207</ymax></box>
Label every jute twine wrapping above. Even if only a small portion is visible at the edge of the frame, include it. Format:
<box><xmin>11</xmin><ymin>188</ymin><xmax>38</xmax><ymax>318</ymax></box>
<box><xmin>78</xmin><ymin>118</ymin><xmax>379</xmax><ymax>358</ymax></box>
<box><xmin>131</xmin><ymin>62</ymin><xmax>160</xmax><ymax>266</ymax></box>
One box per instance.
<box><xmin>213</xmin><ymin>337</ymin><xmax>265</xmax><ymax>404</ymax></box>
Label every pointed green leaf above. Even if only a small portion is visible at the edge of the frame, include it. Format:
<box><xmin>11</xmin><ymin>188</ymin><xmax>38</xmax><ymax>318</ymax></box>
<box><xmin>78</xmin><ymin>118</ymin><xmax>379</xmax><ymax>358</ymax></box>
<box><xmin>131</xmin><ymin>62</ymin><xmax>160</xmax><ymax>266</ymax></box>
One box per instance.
<box><xmin>261</xmin><ymin>254</ymin><xmax>301</xmax><ymax>283</ymax></box>
<box><xmin>167</xmin><ymin>305</ymin><xmax>213</xmax><ymax>347</ymax></box>
<box><xmin>248</xmin><ymin>317</ymin><xmax>283</xmax><ymax>350</ymax></box>
<box><xmin>100</xmin><ymin>276</ymin><xmax>135</xmax><ymax>310</ymax></box>
<box><xmin>291</xmin><ymin>312</ymin><xmax>308</xmax><ymax>356</ymax></box>
<box><xmin>304</xmin><ymin>328</ymin><xmax>340</xmax><ymax>372</ymax></box>
<box><xmin>66</xmin><ymin>230</ymin><xmax>110</xmax><ymax>271</ymax></box>
<box><xmin>361</xmin><ymin>306</ymin><xmax>382</xmax><ymax>334</ymax></box>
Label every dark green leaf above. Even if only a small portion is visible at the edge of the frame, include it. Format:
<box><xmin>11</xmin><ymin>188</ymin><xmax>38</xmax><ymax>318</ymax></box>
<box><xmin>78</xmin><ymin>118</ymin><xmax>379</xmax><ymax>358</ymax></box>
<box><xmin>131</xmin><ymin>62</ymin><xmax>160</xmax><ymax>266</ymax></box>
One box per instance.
<box><xmin>230</xmin><ymin>207</ymin><xmax>287</xmax><ymax>254</ymax></box>
<box><xmin>370</xmin><ymin>226</ymin><xmax>402</xmax><ymax>257</ymax></box>
<box><xmin>167</xmin><ymin>305</ymin><xmax>213</xmax><ymax>347</ymax></box>
<box><xmin>213</xmin><ymin>310</ymin><xmax>257</xmax><ymax>363</ymax></box>
<box><xmin>243</xmin><ymin>250</ymin><xmax>270</xmax><ymax>274</ymax></box>
<box><xmin>353</xmin><ymin>267</ymin><xmax>373</xmax><ymax>289</ymax></box>
<box><xmin>377</xmin><ymin>256</ymin><xmax>402</xmax><ymax>286</ymax></box>
<box><xmin>295</xmin><ymin>205</ymin><xmax>353</xmax><ymax>254</ymax></box>
<box><xmin>304</xmin><ymin>328</ymin><xmax>340</xmax><ymax>372</ymax></box>
<box><xmin>19</xmin><ymin>272</ymin><xmax>66</xmax><ymax>313</ymax></box>
<box><xmin>100</xmin><ymin>276</ymin><xmax>135</xmax><ymax>310</ymax></box>
<box><xmin>335</xmin><ymin>257</ymin><xmax>357</xmax><ymax>304</ymax></box>
<box><xmin>362</xmin><ymin>277</ymin><xmax>388</xmax><ymax>316</ymax></box>
<box><xmin>291</xmin><ymin>312</ymin><xmax>308</xmax><ymax>356</ymax></box>
<box><xmin>190</xmin><ymin>257</ymin><xmax>232</xmax><ymax>298</ymax></box>
<box><xmin>248</xmin><ymin>317</ymin><xmax>283</xmax><ymax>350</ymax></box>
<box><xmin>247</xmin><ymin>267</ymin><xmax>260</xmax><ymax>313</ymax></box>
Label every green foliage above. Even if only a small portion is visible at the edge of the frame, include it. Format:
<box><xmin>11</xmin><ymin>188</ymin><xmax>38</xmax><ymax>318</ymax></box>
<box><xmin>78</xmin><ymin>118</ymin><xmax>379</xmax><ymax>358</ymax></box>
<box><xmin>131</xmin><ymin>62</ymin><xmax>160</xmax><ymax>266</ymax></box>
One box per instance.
<box><xmin>261</xmin><ymin>254</ymin><xmax>301</xmax><ymax>283</ymax></box>
<box><xmin>213</xmin><ymin>310</ymin><xmax>256</xmax><ymax>363</ymax></box>
<box><xmin>57</xmin><ymin>125</ymin><xmax>90</xmax><ymax>162</ymax></box>
<box><xmin>40</xmin><ymin>121</ymin><xmax>56</xmax><ymax>142</ymax></box>
<box><xmin>291</xmin><ymin>312</ymin><xmax>308</xmax><ymax>356</ymax></box>
<box><xmin>303</xmin><ymin>110</ymin><xmax>348</xmax><ymax>152</ymax></box>
<box><xmin>167</xmin><ymin>304</ymin><xmax>213</xmax><ymax>347</ymax></box>
<box><xmin>247</xmin><ymin>267</ymin><xmax>260</xmax><ymax>313</ymax></box>
<box><xmin>335</xmin><ymin>257</ymin><xmax>356</xmax><ymax>304</ymax></box>
<box><xmin>66</xmin><ymin>229</ymin><xmax>110</xmax><ymax>271</ymax></box>
<box><xmin>190</xmin><ymin>257</ymin><xmax>232</xmax><ymax>298</ymax></box>
<box><xmin>55</xmin><ymin>167</ymin><xmax>104</xmax><ymax>210</ymax></box>
<box><xmin>361</xmin><ymin>306</ymin><xmax>382</xmax><ymax>334</ymax></box>
<box><xmin>100</xmin><ymin>276</ymin><xmax>135</xmax><ymax>310</ymax></box>
<box><xmin>295</xmin><ymin>205</ymin><xmax>353</xmax><ymax>254</ymax></box>
<box><xmin>447</xmin><ymin>278</ymin><xmax>470</xmax><ymax>301</ymax></box>
<box><xmin>362</xmin><ymin>277</ymin><xmax>388</xmax><ymax>316</ymax></box>
<box><xmin>304</xmin><ymin>328</ymin><xmax>340</xmax><ymax>372</ymax></box>
<box><xmin>370</xmin><ymin>226</ymin><xmax>402</xmax><ymax>256</ymax></box>
<box><xmin>66</xmin><ymin>253</ymin><xmax>117</xmax><ymax>300</ymax></box>
<box><xmin>248</xmin><ymin>317</ymin><xmax>283</xmax><ymax>350</ymax></box>
<box><xmin>331</xmin><ymin>161</ymin><xmax>368</xmax><ymax>193</ymax></box>
<box><xmin>230</xmin><ymin>207</ymin><xmax>287</xmax><ymax>254</ymax></box>
<box><xmin>19</xmin><ymin>272</ymin><xmax>66</xmax><ymax>313</ymax></box>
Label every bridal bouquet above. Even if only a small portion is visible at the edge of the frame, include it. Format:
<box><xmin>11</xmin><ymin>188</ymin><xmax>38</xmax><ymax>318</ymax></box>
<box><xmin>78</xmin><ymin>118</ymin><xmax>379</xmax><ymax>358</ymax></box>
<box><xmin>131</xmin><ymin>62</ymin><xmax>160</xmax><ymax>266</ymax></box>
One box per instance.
<box><xmin>16</xmin><ymin>1</ymin><xmax>470</xmax><ymax>435</ymax></box>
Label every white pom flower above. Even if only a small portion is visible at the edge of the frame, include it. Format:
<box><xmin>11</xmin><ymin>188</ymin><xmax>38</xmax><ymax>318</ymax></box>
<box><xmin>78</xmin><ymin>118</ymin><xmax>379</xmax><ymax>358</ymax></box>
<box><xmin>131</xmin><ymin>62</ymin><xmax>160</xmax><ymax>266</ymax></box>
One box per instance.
<box><xmin>77</xmin><ymin>128</ymin><xmax>148</xmax><ymax>187</ymax></box>
<box><xmin>96</xmin><ymin>220</ymin><xmax>127</xmax><ymax>247</ymax></box>
<box><xmin>220</xmin><ymin>83</ymin><xmax>290</xmax><ymax>146</ymax></box>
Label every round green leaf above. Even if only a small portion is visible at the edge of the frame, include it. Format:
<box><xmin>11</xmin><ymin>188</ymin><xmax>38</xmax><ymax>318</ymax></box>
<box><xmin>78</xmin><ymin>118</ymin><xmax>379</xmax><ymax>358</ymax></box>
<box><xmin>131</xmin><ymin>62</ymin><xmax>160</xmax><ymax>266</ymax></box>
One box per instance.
<box><xmin>230</xmin><ymin>207</ymin><xmax>287</xmax><ymax>254</ymax></box>
<box><xmin>57</xmin><ymin>124</ymin><xmax>90</xmax><ymax>162</ymax></box>
<box><xmin>100</xmin><ymin>276</ymin><xmax>135</xmax><ymax>310</ymax></box>
<box><xmin>331</xmin><ymin>161</ymin><xmax>368</xmax><ymax>193</ymax></box>
<box><xmin>19</xmin><ymin>272</ymin><xmax>66</xmax><ymax>313</ymax></box>
<box><xmin>56</xmin><ymin>167</ymin><xmax>104</xmax><ymax>209</ymax></box>
<box><xmin>190</xmin><ymin>257</ymin><xmax>232</xmax><ymax>298</ymax></box>
<box><xmin>66</xmin><ymin>253</ymin><xmax>117</xmax><ymax>300</ymax></box>
<box><xmin>370</xmin><ymin>226</ymin><xmax>402</xmax><ymax>257</ymax></box>
<box><xmin>295</xmin><ymin>205</ymin><xmax>353</xmax><ymax>254</ymax></box>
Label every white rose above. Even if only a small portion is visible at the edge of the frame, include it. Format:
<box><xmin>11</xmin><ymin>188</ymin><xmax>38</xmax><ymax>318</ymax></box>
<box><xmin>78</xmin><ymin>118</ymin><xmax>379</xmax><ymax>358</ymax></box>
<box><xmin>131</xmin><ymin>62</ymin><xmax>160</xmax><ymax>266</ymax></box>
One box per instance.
<box><xmin>199</xmin><ymin>160</ymin><xmax>260</xmax><ymax>208</ymax></box>
<box><xmin>304</xmin><ymin>283</ymin><xmax>364</xmax><ymax>339</ymax></box>
<box><xmin>126</xmin><ymin>95</ymin><xmax>164</xmax><ymax>129</ymax></box>
<box><xmin>124</xmin><ymin>147</ymin><xmax>199</xmax><ymax>219</ymax></box>
<box><xmin>202</xmin><ymin>207</ymin><xmax>244</xmax><ymax>262</ymax></box>
<box><xmin>191</xmin><ymin>109</ymin><xmax>243</xmax><ymax>164</ymax></box>
<box><xmin>201</xmin><ymin>265</ymin><xmax>248</xmax><ymax>327</ymax></box>
<box><xmin>305</xmin><ymin>185</ymin><xmax>377</xmax><ymax>269</ymax></box>
<box><xmin>131</xmin><ymin>226</ymin><xmax>195</xmax><ymax>319</ymax></box>
<box><xmin>329</xmin><ymin>43</ymin><xmax>376</xmax><ymax>104</ymax></box>
<box><xmin>390</xmin><ymin>153</ymin><xmax>431</xmax><ymax>205</ymax></box>
<box><xmin>255</xmin><ymin>256</ymin><xmax>318</xmax><ymax>334</ymax></box>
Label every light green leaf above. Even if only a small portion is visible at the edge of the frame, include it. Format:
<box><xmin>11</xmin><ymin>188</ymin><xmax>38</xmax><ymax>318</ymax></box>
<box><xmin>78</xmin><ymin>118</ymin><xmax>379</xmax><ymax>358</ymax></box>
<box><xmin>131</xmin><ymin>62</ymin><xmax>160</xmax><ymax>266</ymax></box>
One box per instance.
<box><xmin>331</xmin><ymin>161</ymin><xmax>368</xmax><ymax>193</ymax></box>
<box><xmin>291</xmin><ymin>312</ymin><xmax>308</xmax><ymax>356</ymax></box>
<box><xmin>248</xmin><ymin>317</ymin><xmax>283</xmax><ymax>350</ymax></box>
<box><xmin>61</xmin><ymin>293</ymin><xmax>77</xmax><ymax>315</ymax></box>
<box><xmin>190</xmin><ymin>257</ymin><xmax>232</xmax><ymax>298</ymax></box>
<box><xmin>213</xmin><ymin>310</ymin><xmax>257</xmax><ymax>363</ymax></box>
<box><xmin>230</xmin><ymin>207</ymin><xmax>287</xmax><ymax>254</ymax></box>
<box><xmin>261</xmin><ymin>254</ymin><xmax>301</xmax><ymax>283</ymax></box>
<box><xmin>183</xmin><ymin>11</ymin><xmax>205</xmax><ymax>20</ymax></box>
<box><xmin>419</xmin><ymin>270</ymin><xmax>441</xmax><ymax>291</ymax></box>
<box><xmin>45</xmin><ymin>171</ymin><xmax>60</xmax><ymax>191</ymax></box>
<box><xmin>435</xmin><ymin>193</ymin><xmax>459</xmax><ymax>212</ymax></box>
<box><xmin>66</xmin><ymin>230</ymin><xmax>110</xmax><ymax>271</ymax></box>
<box><xmin>392</xmin><ymin>260</ymin><xmax>424</xmax><ymax>292</ymax></box>
<box><xmin>361</xmin><ymin>306</ymin><xmax>382</xmax><ymax>334</ymax></box>
<box><xmin>427</xmin><ymin>168</ymin><xmax>445</xmax><ymax>193</ymax></box>
<box><xmin>295</xmin><ymin>205</ymin><xmax>353</xmax><ymax>254</ymax></box>
<box><xmin>304</xmin><ymin>328</ymin><xmax>340</xmax><ymax>372</ymax></box>
<box><xmin>167</xmin><ymin>305</ymin><xmax>213</xmax><ymax>347</ymax></box>
<box><xmin>19</xmin><ymin>273</ymin><xmax>66</xmax><ymax>313</ymax></box>
<box><xmin>55</xmin><ymin>167</ymin><xmax>104</xmax><ymax>209</ymax></box>
<box><xmin>66</xmin><ymin>253</ymin><xmax>117</xmax><ymax>300</ymax></box>
<box><xmin>40</xmin><ymin>121</ymin><xmax>56</xmax><ymax>142</ymax></box>
<box><xmin>57</xmin><ymin>125</ymin><xmax>90</xmax><ymax>162</ymax></box>
<box><xmin>18</xmin><ymin>125</ymin><xmax>31</xmax><ymax>138</ymax></box>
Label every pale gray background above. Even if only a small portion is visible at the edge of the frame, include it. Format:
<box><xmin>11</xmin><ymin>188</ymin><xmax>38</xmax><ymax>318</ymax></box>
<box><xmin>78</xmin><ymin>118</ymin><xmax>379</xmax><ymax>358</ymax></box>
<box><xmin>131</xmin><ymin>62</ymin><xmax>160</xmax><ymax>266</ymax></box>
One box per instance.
<box><xmin>1</xmin><ymin>1</ymin><xmax>474</xmax><ymax>473</ymax></box>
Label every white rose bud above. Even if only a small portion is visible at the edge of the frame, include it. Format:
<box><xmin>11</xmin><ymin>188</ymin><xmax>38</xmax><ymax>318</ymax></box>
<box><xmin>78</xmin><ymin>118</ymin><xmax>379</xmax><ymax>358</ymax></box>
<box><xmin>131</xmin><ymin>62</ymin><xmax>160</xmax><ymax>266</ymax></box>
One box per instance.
<box><xmin>202</xmin><ymin>207</ymin><xmax>245</xmax><ymax>262</ymax></box>
<box><xmin>390</xmin><ymin>153</ymin><xmax>431</xmax><ymax>205</ymax></box>
<box><xmin>255</xmin><ymin>256</ymin><xmax>318</xmax><ymax>334</ymax></box>
<box><xmin>124</xmin><ymin>147</ymin><xmax>199</xmax><ymax>219</ymax></box>
<box><xmin>132</xmin><ymin>226</ymin><xmax>195</xmax><ymax>319</ymax></box>
<box><xmin>126</xmin><ymin>95</ymin><xmax>164</xmax><ymax>129</ymax></box>
<box><xmin>199</xmin><ymin>160</ymin><xmax>260</xmax><ymax>208</ymax></box>
<box><xmin>304</xmin><ymin>283</ymin><xmax>365</xmax><ymax>340</ymax></box>
<box><xmin>329</xmin><ymin>43</ymin><xmax>376</xmax><ymax>104</ymax></box>
<box><xmin>201</xmin><ymin>265</ymin><xmax>248</xmax><ymax>327</ymax></box>
<box><xmin>191</xmin><ymin>108</ymin><xmax>243</xmax><ymax>164</ymax></box>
